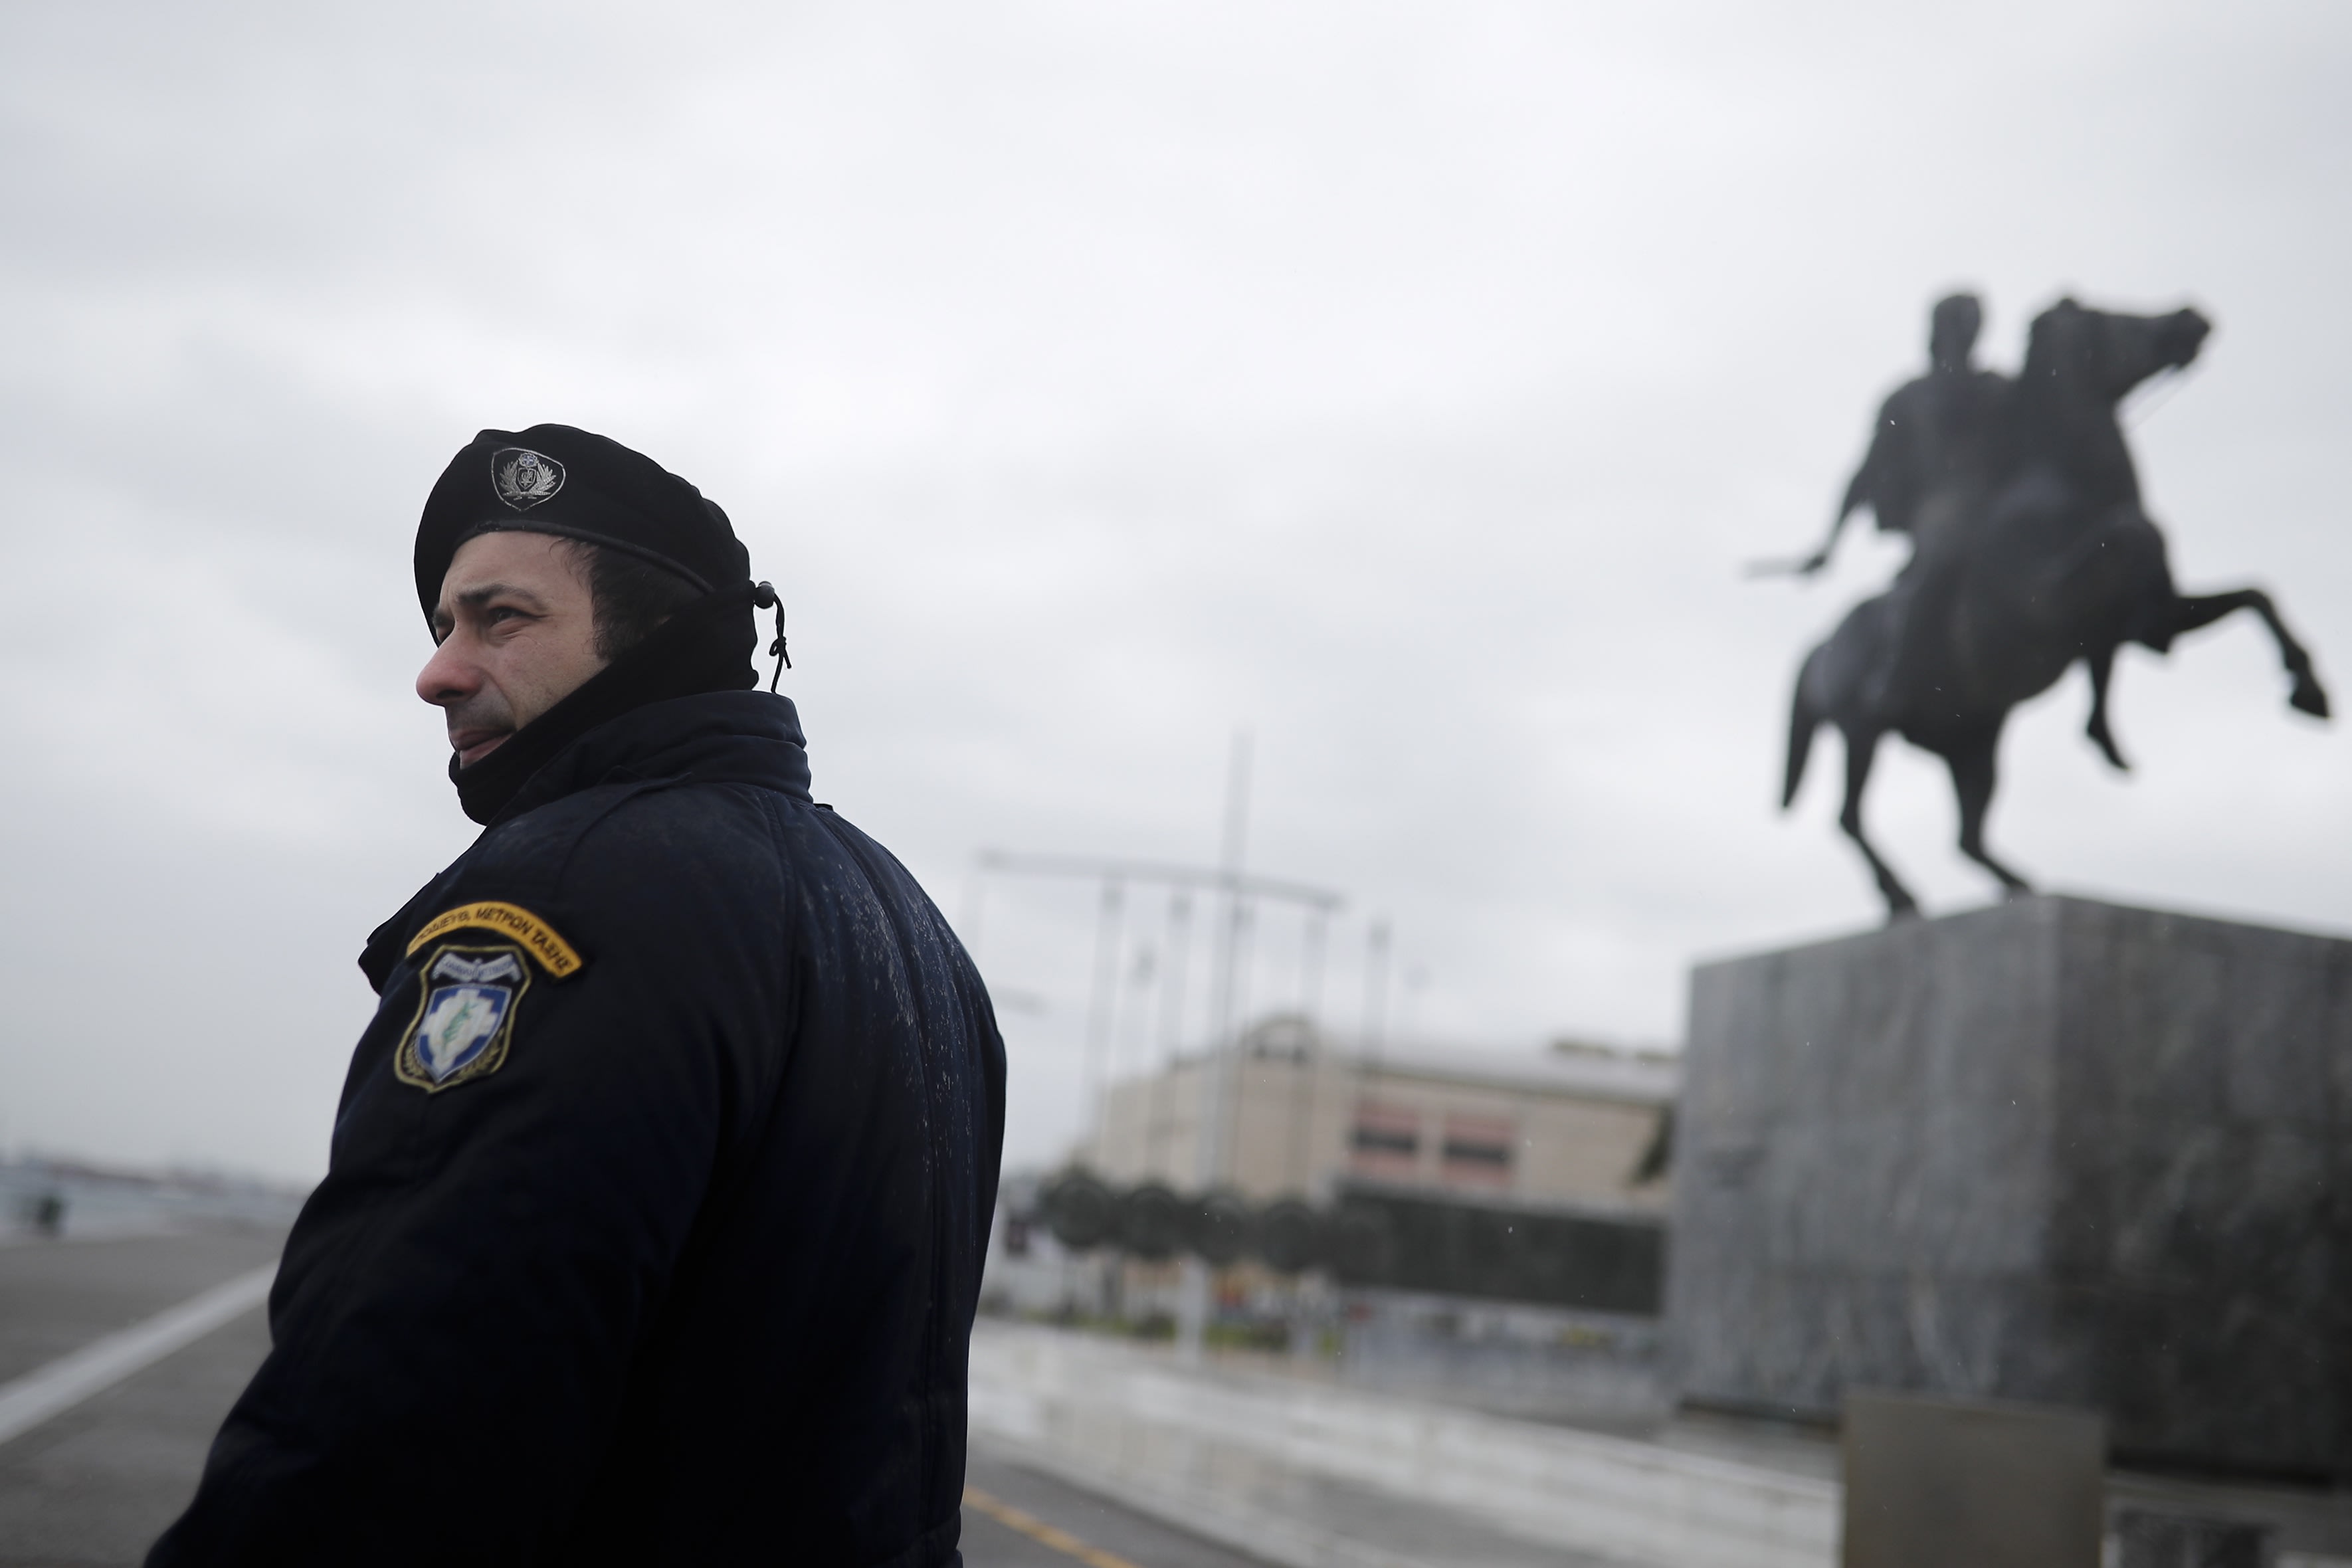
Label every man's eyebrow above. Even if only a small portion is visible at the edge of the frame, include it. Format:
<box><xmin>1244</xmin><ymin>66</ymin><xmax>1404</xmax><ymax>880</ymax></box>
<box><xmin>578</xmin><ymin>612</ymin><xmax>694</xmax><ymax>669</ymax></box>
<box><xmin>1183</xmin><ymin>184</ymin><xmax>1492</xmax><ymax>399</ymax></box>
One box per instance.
<box><xmin>452</xmin><ymin>582</ymin><xmax>552</xmax><ymax>611</ymax></box>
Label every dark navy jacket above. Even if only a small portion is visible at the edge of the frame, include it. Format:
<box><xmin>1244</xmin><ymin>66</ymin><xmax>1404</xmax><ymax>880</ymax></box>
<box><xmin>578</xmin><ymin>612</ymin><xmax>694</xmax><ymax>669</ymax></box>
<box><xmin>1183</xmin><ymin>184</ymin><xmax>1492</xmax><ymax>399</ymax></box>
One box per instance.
<box><xmin>151</xmin><ymin>692</ymin><xmax>1006</xmax><ymax>1567</ymax></box>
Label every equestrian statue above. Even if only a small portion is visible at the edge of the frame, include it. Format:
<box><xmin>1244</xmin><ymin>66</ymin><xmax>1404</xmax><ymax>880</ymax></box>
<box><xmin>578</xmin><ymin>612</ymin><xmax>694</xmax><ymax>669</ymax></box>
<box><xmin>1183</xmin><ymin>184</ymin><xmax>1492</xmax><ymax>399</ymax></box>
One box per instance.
<box><xmin>1771</xmin><ymin>293</ymin><xmax>2329</xmax><ymax>918</ymax></box>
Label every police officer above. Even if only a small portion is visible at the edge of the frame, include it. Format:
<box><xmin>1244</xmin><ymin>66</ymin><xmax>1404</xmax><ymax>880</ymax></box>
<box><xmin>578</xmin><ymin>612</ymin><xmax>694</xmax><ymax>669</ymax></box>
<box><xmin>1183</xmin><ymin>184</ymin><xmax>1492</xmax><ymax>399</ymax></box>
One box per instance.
<box><xmin>150</xmin><ymin>426</ymin><xmax>1007</xmax><ymax>1566</ymax></box>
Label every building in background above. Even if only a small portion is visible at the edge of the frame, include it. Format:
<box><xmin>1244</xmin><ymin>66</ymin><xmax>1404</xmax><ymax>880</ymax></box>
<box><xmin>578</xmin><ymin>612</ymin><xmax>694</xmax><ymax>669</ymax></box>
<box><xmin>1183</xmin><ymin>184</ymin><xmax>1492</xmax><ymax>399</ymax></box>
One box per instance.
<box><xmin>983</xmin><ymin>1017</ymin><xmax>1682</xmax><ymax>1419</ymax></box>
<box><xmin>1078</xmin><ymin>1015</ymin><xmax>1676</xmax><ymax>1216</ymax></box>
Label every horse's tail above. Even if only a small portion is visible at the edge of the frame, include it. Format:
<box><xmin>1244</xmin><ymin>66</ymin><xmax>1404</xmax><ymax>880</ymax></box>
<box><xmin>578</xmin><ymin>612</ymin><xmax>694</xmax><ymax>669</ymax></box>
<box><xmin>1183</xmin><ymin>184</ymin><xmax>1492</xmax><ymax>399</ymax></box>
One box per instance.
<box><xmin>1783</xmin><ymin>649</ymin><xmax>1826</xmax><ymax>809</ymax></box>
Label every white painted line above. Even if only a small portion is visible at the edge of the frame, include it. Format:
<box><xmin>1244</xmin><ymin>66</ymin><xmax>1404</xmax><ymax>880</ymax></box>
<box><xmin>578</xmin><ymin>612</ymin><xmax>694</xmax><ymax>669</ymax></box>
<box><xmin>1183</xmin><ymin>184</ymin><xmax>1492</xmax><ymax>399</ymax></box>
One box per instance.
<box><xmin>0</xmin><ymin>1264</ymin><xmax>275</xmax><ymax>1446</ymax></box>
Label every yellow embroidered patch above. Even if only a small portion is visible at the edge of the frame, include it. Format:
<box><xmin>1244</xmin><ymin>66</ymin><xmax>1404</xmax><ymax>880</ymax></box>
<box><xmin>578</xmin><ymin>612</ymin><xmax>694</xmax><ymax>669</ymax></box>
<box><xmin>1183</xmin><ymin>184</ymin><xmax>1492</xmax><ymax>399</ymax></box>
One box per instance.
<box><xmin>405</xmin><ymin>901</ymin><xmax>583</xmax><ymax>979</ymax></box>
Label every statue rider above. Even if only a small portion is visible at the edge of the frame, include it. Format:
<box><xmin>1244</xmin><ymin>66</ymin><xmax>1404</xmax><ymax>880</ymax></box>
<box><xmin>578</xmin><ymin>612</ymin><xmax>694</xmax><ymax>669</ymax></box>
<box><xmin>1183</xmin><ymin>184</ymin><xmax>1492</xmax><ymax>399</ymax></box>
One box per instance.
<box><xmin>1800</xmin><ymin>292</ymin><xmax>2008</xmax><ymax>575</ymax></box>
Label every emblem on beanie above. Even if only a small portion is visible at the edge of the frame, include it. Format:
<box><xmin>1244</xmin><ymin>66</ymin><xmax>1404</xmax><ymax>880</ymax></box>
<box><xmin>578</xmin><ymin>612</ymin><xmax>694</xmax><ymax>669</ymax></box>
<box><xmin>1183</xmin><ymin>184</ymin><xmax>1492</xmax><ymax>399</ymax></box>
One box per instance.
<box><xmin>490</xmin><ymin>447</ymin><xmax>565</xmax><ymax>511</ymax></box>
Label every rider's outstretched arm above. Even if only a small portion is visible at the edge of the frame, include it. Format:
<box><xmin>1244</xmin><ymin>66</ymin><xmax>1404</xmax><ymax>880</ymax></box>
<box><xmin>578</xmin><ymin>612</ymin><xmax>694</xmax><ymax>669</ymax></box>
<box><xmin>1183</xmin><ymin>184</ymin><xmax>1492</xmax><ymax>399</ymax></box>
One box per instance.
<box><xmin>1802</xmin><ymin>409</ymin><xmax>1893</xmax><ymax>574</ymax></box>
<box><xmin>1800</xmin><ymin>476</ymin><xmax>1869</xmax><ymax>574</ymax></box>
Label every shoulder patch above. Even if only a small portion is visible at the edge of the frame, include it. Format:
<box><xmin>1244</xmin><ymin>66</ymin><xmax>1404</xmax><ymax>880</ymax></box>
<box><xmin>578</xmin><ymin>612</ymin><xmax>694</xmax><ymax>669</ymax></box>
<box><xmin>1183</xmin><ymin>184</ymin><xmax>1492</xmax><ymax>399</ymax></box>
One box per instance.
<box><xmin>397</xmin><ymin>944</ymin><xmax>530</xmax><ymax>1092</ymax></box>
<box><xmin>406</xmin><ymin>902</ymin><xmax>583</xmax><ymax>979</ymax></box>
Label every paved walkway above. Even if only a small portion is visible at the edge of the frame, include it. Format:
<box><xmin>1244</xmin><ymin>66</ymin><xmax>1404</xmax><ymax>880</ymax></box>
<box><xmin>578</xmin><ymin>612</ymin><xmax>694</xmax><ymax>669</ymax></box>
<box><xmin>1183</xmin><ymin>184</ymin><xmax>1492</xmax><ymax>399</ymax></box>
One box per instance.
<box><xmin>0</xmin><ymin>1228</ymin><xmax>1273</xmax><ymax>1567</ymax></box>
<box><xmin>971</xmin><ymin>1320</ymin><xmax>2352</xmax><ymax>1568</ymax></box>
<box><xmin>966</xmin><ymin>1452</ymin><xmax>1272</xmax><ymax>1568</ymax></box>
<box><xmin>0</xmin><ymin>1229</ymin><xmax>284</xmax><ymax>1567</ymax></box>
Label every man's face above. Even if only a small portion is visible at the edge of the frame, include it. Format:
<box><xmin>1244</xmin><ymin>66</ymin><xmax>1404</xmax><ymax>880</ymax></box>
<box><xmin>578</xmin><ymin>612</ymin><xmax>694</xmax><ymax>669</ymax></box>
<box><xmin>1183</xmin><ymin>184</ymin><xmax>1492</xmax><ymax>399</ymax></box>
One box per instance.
<box><xmin>416</xmin><ymin>531</ymin><xmax>607</xmax><ymax>767</ymax></box>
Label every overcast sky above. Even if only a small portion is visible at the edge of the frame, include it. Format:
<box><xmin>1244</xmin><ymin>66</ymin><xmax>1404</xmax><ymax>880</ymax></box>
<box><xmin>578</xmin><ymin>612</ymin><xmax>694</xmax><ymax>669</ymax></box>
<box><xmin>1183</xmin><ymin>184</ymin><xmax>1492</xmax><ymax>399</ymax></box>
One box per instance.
<box><xmin>4</xmin><ymin>0</ymin><xmax>2349</xmax><ymax>1183</ymax></box>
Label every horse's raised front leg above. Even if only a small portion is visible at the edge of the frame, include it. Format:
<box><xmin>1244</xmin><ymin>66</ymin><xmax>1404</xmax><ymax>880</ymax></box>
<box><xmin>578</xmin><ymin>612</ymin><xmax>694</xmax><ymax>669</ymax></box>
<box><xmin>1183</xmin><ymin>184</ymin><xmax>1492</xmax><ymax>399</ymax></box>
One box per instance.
<box><xmin>2083</xmin><ymin>643</ymin><xmax>2129</xmax><ymax>771</ymax></box>
<box><xmin>2167</xmin><ymin>589</ymin><xmax>2331</xmax><ymax>718</ymax></box>
<box><xmin>1946</xmin><ymin>726</ymin><xmax>2034</xmax><ymax>899</ymax></box>
<box><xmin>1838</xmin><ymin>727</ymin><xmax>1919</xmax><ymax>920</ymax></box>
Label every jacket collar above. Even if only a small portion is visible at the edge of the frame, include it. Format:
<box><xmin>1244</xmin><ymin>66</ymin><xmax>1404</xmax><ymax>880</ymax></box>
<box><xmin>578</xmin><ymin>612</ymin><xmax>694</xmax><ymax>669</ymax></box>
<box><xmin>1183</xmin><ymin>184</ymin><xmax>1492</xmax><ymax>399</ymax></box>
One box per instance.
<box><xmin>357</xmin><ymin>692</ymin><xmax>813</xmax><ymax>993</ymax></box>
<box><xmin>492</xmin><ymin>690</ymin><xmax>813</xmax><ymax>823</ymax></box>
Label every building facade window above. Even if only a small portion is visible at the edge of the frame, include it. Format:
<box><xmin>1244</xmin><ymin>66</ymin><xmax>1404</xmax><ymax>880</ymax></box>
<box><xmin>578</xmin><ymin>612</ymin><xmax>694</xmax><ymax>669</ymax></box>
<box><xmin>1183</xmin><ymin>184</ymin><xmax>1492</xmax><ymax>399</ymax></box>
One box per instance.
<box><xmin>1440</xmin><ymin>1114</ymin><xmax>1516</xmax><ymax>1187</ymax></box>
<box><xmin>1349</xmin><ymin>1102</ymin><xmax>1421</xmax><ymax>1174</ymax></box>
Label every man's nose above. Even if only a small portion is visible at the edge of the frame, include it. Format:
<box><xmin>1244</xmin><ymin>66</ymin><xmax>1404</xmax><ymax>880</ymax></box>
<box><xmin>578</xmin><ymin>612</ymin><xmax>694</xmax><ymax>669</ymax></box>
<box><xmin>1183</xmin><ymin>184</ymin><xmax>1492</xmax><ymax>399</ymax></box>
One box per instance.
<box><xmin>415</xmin><ymin>636</ymin><xmax>481</xmax><ymax>708</ymax></box>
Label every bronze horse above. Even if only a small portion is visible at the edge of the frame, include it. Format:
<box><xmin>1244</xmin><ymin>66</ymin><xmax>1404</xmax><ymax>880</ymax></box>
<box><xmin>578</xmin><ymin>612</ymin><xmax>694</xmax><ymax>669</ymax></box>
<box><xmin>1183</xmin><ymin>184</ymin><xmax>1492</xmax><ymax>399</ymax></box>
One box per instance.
<box><xmin>1783</xmin><ymin>298</ymin><xmax>2329</xmax><ymax>917</ymax></box>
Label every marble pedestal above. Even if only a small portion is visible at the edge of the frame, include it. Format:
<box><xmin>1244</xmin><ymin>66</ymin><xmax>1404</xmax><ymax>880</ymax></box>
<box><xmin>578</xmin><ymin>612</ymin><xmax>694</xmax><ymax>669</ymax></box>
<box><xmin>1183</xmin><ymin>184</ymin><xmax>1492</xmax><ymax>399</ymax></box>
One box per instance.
<box><xmin>1669</xmin><ymin>896</ymin><xmax>2350</xmax><ymax>1478</ymax></box>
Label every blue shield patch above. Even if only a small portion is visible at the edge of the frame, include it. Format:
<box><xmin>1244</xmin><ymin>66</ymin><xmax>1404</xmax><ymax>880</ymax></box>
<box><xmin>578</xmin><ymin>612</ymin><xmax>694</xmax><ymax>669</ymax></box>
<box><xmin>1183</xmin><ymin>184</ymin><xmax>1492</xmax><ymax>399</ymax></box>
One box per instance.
<box><xmin>395</xmin><ymin>945</ymin><xmax>530</xmax><ymax>1092</ymax></box>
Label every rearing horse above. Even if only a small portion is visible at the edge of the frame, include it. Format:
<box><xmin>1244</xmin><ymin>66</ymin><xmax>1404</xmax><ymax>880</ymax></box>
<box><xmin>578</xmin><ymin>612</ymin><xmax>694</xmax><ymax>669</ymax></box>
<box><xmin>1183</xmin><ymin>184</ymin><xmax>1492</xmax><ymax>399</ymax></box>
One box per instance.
<box><xmin>1784</xmin><ymin>298</ymin><xmax>2330</xmax><ymax>918</ymax></box>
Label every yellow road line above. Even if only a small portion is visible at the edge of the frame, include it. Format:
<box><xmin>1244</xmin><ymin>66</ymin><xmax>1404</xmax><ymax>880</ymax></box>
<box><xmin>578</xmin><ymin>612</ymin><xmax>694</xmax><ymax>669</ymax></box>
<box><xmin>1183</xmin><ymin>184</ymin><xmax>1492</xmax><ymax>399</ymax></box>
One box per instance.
<box><xmin>964</xmin><ymin>1484</ymin><xmax>1148</xmax><ymax>1568</ymax></box>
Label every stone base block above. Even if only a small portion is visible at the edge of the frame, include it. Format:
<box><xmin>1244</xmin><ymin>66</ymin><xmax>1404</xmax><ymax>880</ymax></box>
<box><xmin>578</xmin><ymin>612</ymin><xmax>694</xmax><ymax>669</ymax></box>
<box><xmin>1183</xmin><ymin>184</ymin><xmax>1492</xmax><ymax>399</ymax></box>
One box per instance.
<box><xmin>1668</xmin><ymin>896</ymin><xmax>2350</xmax><ymax>1478</ymax></box>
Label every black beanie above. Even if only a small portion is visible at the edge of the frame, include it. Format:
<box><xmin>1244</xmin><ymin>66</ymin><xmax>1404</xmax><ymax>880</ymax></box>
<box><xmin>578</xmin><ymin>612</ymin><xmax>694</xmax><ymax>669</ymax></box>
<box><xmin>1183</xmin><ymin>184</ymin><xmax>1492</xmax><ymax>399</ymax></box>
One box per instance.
<box><xmin>414</xmin><ymin>423</ymin><xmax>751</xmax><ymax>623</ymax></box>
